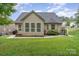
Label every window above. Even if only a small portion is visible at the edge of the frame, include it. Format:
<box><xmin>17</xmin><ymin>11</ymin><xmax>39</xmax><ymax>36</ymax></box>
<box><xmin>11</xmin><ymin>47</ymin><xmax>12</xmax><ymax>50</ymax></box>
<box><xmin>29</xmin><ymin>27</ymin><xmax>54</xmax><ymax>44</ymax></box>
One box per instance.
<box><xmin>25</xmin><ymin>23</ymin><xmax>29</xmax><ymax>32</ymax></box>
<box><xmin>18</xmin><ymin>24</ymin><xmax>21</xmax><ymax>31</ymax></box>
<box><xmin>31</xmin><ymin>23</ymin><xmax>35</xmax><ymax>32</ymax></box>
<box><xmin>37</xmin><ymin>23</ymin><xmax>41</xmax><ymax>32</ymax></box>
<box><xmin>51</xmin><ymin>24</ymin><xmax>55</xmax><ymax>29</ymax></box>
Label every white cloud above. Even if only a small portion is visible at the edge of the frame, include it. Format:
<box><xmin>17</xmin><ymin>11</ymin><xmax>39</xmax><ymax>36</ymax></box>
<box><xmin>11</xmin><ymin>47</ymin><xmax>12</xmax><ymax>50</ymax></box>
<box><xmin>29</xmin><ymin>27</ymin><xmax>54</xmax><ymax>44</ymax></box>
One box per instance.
<box><xmin>14</xmin><ymin>3</ymin><xmax>33</xmax><ymax>13</ymax></box>
<box><xmin>47</xmin><ymin>3</ymin><xmax>66</xmax><ymax>12</ymax></box>
<box><xmin>15</xmin><ymin>3</ymin><xmax>77</xmax><ymax>17</ymax></box>
<box><xmin>47</xmin><ymin>6</ymin><xmax>61</xmax><ymax>12</ymax></box>
<box><xmin>53</xmin><ymin>3</ymin><xmax>66</xmax><ymax>6</ymax></box>
<box><xmin>47</xmin><ymin>6</ymin><xmax>50</xmax><ymax>9</ymax></box>
<box><xmin>14</xmin><ymin>3</ymin><xmax>22</xmax><ymax>9</ymax></box>
<box><xmin>35</xmin><ymin>10</ymin><xmax>43</xmax><ymax>12</ymax></box>
<box><xmin>21</xmin><ymin>10</ymin><xmax>30</xmax><ymax>12</ymax></box>
<box><xmin>14</xmin><ymin>3</ymin><xmax>32</xmax><ymax>10</ymax></box>
<box><xmin>46</xmin><ymin>3</ymin><xmax>76</xmax><ymax>17</ymax></box>
<box><xmin>19</xmin><ymin>9</ymin><xmax>43</xmax><ymax>12</ymax></box>
<box><xmin>56</xmin><ymin>8</ymin><xmax>77</xmax><ymax>17</ymax></box>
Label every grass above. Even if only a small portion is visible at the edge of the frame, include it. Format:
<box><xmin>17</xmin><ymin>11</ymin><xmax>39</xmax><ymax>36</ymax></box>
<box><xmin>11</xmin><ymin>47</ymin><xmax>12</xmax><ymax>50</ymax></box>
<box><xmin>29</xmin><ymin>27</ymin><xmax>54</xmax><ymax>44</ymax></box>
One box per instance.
<box><xmin>0</xmin><ymin>28</ymin><xmax>79</xmax><ymax>55</ymax></box>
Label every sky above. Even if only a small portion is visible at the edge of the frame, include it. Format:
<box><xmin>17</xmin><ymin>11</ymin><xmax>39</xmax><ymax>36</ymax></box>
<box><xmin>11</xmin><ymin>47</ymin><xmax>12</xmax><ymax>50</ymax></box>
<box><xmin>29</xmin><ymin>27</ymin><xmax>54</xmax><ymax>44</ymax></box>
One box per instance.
<box><xmin>10</xmin><ymin>3</ymin><xmax>79</xmax><ymax>20</ymax></box>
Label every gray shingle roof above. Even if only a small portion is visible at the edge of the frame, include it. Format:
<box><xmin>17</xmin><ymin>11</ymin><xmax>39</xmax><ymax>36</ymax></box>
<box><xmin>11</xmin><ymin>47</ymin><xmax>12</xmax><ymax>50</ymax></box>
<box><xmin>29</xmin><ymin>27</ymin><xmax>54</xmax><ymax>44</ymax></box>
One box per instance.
<box><xmin>16</xmin><ymin>11</ymin><xmax>62</xmax><ymax>23</ymax></box>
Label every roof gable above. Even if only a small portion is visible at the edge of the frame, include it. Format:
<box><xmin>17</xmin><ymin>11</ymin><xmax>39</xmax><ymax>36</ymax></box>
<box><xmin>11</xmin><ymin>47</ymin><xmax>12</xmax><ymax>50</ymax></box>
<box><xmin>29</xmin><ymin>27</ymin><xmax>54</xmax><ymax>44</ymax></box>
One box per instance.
<box><xmin>16</xmin><ymin>11</ymin><xmax>62</xmax><ymax>24</ymax></box>
<box><xmin>16</xmin><ymin>11</ymin><xmax>45</xmax><ymax>22</ymax></box>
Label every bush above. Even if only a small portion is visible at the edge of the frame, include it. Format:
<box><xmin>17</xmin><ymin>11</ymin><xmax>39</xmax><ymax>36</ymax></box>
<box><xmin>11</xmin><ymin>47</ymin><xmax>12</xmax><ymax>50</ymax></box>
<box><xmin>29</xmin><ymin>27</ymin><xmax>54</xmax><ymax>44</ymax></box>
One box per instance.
<box><xmin>47</xmin><ymin>30</ymin><xmax>59</xmax><ymax>35</ymax></box>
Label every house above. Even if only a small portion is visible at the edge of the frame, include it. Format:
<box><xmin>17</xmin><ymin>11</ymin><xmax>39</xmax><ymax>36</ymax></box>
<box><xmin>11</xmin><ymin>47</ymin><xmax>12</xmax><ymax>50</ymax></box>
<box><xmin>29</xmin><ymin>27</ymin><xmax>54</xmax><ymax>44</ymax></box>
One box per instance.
<box><xmin>15</xmin><ymin>11</ymin><xmax>63</xmax><ymax>36</ymax></box>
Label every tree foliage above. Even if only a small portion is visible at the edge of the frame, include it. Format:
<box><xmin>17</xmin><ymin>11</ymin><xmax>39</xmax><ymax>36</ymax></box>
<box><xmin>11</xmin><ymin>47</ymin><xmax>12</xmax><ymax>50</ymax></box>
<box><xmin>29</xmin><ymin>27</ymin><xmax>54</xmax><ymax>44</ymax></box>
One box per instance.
<box><xmin>0</xmin><ymin>17</ymin><xmax>14</xmax><ymax>25</ymax></box>
<box><xmin>0</xmin><ymin>3</ymin><xmax>16</xmax><ymax>16</ymax></box>
<box><xmin>75</xmin><ymin>9</ymin><xmax>79</xmax><ymax>24</ymax></box>
<box><xmin>0</xmin><ymin>3</ymin><xmax>16</xmax><ymax>25</ymax></box>
<box><xmin>59</xmin><ymin>16</ymin><xmax>74</xmax><ymax>26</ymax></box>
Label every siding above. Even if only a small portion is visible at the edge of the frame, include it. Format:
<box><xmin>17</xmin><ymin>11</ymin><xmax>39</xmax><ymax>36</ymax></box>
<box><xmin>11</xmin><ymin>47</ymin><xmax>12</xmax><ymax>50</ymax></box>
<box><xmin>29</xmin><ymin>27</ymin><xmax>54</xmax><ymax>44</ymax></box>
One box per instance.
<box><xmin>44</xmin><ymin>23</ymin><xmax>62</xmax><ymax>33</ymax></box>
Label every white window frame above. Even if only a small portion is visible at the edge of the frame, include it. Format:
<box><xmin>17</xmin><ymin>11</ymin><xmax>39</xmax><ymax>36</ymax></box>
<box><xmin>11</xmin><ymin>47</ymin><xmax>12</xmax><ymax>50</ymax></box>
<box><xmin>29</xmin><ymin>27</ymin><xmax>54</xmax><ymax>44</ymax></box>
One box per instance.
<box><xmin>31</xmin><ymin>23</ymin><xmax>35</xmax><ymax>32</ymax></box>
<box><xmin>37</xmin><ymin>23</ymin><xmax>41</xmax><ymax>32</ymax></box>
<box><xmin>25</xmin><ymin>23</ymin><xmax>29</xmax><ymax>32</ymax></box>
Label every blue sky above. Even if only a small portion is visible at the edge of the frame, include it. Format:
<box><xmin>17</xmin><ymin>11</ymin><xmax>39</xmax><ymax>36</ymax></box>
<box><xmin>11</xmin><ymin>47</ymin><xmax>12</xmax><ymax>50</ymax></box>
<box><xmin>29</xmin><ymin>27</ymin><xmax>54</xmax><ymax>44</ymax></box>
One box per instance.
<box><xmin>10</xmin><ymin>3</ymin><xmax>79</xmax><ymax>20</ymax></box>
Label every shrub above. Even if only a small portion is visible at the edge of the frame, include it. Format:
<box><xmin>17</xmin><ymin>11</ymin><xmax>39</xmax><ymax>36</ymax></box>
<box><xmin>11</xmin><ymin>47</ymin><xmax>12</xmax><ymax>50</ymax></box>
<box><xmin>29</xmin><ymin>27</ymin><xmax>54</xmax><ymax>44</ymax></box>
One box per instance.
<box><xmin>47</xmin><ymin>30</ymin><xmax>59</xmax><ymax>35</ymax></box>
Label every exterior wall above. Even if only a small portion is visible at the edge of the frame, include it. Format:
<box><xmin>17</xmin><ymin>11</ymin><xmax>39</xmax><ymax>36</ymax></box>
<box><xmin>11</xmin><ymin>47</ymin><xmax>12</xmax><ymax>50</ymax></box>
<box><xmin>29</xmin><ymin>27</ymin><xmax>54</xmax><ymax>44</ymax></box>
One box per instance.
<box><xmin>44</xmin><ymin>24</ymin><xmax>48</xmax><ymax>31</ymax></box>
<box><xmin>15</xmin><ymin>23</ymin><xmax>23</xmax><ymax>32</ymax></box>
<box><xmin>44</xmin><ymin>23</ymin><xmax>62</xmax><ymax>33</ymax></box>
<box><xmin>44</xmin><ymin>24</ymin><xmax>48</xmax><ymax>34</ymax></box>
<box><xmin>55</xmin><ymin>24</ymin><xmax>62</xmax><ymax>33</ymax></box>
<box><xmin>15</xmin><ymin>24</ymin><xmax>18</xmax><ymax>30</ymax></box>
<box><xmin>17</xmin><ymin>13</ymin><xmax>44</xmax><ymax>36</ymax></box>
<box><xmin>44</xmin><ymin>24</ymin><xmax>51</xmax><ymax>30</ymax></box>
<box><xmin>48</xmin><ymin>24</ymin><xmax>51</xmax><ymax>30</ymax></box>
<box><xmin>44</xmin><ymin>24</ymin><xmax>51</xmax><ymax>34</ymax></box>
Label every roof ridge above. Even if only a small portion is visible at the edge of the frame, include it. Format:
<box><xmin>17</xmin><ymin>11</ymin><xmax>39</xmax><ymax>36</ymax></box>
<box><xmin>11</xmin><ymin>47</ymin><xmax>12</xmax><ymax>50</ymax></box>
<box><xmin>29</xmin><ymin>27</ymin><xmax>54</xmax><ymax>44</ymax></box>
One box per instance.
<box><xmin>15</xmin><ymin>11</ymin><xmax>62</xmax><ymax>24</ymax></box>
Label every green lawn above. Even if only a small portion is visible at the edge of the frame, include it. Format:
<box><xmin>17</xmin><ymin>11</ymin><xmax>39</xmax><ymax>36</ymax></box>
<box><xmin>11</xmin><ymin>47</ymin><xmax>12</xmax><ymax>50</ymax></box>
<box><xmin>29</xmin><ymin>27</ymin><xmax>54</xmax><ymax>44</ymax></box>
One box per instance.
<box><xmin>0</xmin><ymin>29</ymin><xmax>79</xmax><ymax>56</ymax></box>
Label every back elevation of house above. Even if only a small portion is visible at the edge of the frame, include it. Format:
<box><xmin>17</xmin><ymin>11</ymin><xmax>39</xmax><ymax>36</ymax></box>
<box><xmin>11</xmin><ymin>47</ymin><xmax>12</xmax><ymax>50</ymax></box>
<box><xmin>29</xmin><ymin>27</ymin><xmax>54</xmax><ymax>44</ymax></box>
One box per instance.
<box><xmin>15</xmin><ymin>10</ymin><xmax>62</xmax><ymax>36</ymax></box>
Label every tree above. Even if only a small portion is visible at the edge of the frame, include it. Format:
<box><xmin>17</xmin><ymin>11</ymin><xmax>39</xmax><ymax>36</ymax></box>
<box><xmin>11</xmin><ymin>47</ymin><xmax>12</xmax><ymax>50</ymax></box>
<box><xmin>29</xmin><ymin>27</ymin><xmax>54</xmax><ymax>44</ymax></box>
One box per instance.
<box><xmin>75</xmin><ymin>9</ymin><xmax>79</xmax><ymax>24</ymax></box>
<box><xmin>59</xmin><ymin>16</ymin><xmax>72</xmax><ymax>26</ymax></box>
<box><xmin>0</xmin><ymin>3</ymin><xmax>16</xmax><ymax>25</ymax></box>
<box><xmin>66</xmin><ymin>16</ymin><xmax>75</xmax><ymax>26</ymax></box>
<box><xmin>65</xmin><ymin>17</ymin><xmax>70</xmax><ymax>26</ymax></box>
<box><xmin>0</xmin><ymin>17</ymin><xmax>14</xmax><ymax>25</ymax></box>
